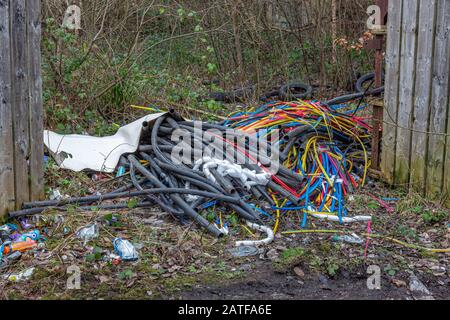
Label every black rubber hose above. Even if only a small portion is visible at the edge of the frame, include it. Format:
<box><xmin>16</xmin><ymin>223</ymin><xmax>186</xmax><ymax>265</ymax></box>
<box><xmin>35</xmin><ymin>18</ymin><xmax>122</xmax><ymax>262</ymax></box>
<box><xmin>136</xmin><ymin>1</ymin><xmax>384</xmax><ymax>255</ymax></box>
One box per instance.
<box><xmin>169</xmin><ymin>171</ymin><xmax>259</xmax><ymax>221</ymax></box>
<box><xmin>324</xmin><ymin>92</ymin><xmax>365</xmax><ymax>106</ymax></box>
<box><xmin>255</xmin><ymin>185</ymin><xmax>275</xmax><ymax>205</ymax></box>
<box><xmin>13</xmin><ymin>187</ymin><xmax>244</xmax><ymax>219</ymax></box>
<box><xmin>267</xmin><ymin>180</ymin><xmax>300</xmax><ymax>204</ymax></box>
<box><xmin>210</xmin><ymin>168</ymin><xmax>236</xmax><ymax>195</ymax></box>
<box><xmin>356</xmin><ymin>72</ymin><xmax>384</xmax><ymax>95</ymax></box>
<box><xmin>129</xmin><ymin>160</ymin><xmax>183</xmax><ymax>217</ymax></box>
<box><xmin>128</xmin><ymin>155</ymin><xmax>224</xmax><ymax>237</ymax></box>
<box><xmin>151</xmin><ymin>115</ymin><xmax>172</xmax><ymax>164</ymax></box>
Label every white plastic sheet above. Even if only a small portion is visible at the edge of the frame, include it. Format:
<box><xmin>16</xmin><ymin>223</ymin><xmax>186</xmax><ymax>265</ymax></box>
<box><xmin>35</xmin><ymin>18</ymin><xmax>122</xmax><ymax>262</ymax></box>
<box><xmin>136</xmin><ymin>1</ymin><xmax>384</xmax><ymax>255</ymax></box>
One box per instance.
<box><xmin>43</xmin><ymin>113</ymin><xmax>166</xmax><ymax>173</ymax></box>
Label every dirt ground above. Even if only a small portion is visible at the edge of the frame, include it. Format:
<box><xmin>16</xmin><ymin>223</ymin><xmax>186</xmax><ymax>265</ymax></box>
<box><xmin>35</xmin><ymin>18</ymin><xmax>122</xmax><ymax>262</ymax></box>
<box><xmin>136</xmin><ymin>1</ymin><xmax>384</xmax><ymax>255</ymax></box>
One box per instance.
<box><xmin>0</xmin><ymin>181</ymin><xmax>448</xmax><ymax>300</ymax></box>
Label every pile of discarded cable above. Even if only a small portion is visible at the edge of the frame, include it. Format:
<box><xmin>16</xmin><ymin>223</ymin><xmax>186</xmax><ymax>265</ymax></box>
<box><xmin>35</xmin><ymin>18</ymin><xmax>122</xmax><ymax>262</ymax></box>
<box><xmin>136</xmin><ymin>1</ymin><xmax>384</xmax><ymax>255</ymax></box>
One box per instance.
<box><xmin>222</xmin><ymin>100</ymin><xmax>373</xmax><ymax>228</ymax></box>
<box><xmin>10</xmin><ymin>100</ymin><xmax>373</xmax><ymax>238</ymax></box>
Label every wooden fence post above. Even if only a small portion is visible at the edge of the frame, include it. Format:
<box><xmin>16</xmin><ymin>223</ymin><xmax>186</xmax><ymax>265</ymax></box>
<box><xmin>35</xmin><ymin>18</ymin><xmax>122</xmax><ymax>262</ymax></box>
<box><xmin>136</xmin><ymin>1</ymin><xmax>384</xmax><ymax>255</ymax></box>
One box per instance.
<box><xmin>0</xmin><ymin>0</ymin><xmax>43</xmax><ymax>217</ymax></box>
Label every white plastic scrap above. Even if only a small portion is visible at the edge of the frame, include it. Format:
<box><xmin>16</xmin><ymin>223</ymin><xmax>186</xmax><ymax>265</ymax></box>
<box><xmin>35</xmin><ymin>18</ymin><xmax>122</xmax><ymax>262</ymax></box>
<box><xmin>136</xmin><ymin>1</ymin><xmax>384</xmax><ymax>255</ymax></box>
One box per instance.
<box><xmin>76</xmin><ymin>223</ymin><xmax>99</xmax><ymax>244</ymax></box>
<box><xmin>235</xmin><ymin>222</ymin><xmax>274</xmax><ymax>247</ymax></box>
<box><xmin>5</xmin><ymin>267</ymin><xmax>35</xmax><ymax>282</ymax></box>
<box><xmin>49</xmin><ymin>189</ymin><xmax>63</xmax><ymax>201</ymax></box>
<box><xmin>193</xmin><ymin>157</ymin><xmax>270</xmax><ymax>190</ymax></box>
<box><xmin>43</xmin><ymin>113</ymin><xmax>166</xmax><ymax>173</ymax></box>
<box><xmin>311</xmin><ymin>214</ymin><xmax>372</xmax><ymax>223</ymax></box>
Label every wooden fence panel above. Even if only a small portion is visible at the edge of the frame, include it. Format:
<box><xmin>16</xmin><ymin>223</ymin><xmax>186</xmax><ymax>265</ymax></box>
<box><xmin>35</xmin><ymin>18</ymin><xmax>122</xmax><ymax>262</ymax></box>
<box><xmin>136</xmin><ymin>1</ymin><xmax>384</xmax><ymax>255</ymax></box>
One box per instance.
<box><xmin>28</xmin><ymin>0</ymin><xmax>44</xmax><ymax>201</ymax></box>
<box><xmin>0</xmin><ymin>0</ymin><xmax>16</xmax><ymax>216</ymax></box>
<box><xmin>426</xmin><ymin>0</ymin><xmax>450</xmax><ymax>199</ymax></box>
<box><xmin>382</xmin><ymin>0</ymin><xmax>450</xmax><ymax>204</ymax></box>
<box><xmin>410</xmin><ymin>0</ymin><xmax>437</xmax><ymax>193</ymax></box>
<box><xmin>10</xmin><ymin>0</ymin><xmax>31</xmax><ymax>207</ymax></box>
<box><xmin>0</xmin><ymin>0</ymin><xmax>43</xmax><ymax>217</ymax></box>
<box><xmin>394</xmin><ymin>0</ymin><xmax>419</xmax><ymax>185</ymax></box>
<box><xmin>381</xmin><ymin>0</ymin><xmax>403</xmax><ymax>184</ymax></box>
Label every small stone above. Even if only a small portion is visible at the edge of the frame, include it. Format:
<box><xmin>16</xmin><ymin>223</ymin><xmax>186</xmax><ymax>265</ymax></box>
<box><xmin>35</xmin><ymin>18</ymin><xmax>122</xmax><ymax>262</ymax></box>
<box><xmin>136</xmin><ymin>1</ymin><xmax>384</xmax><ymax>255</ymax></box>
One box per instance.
<box><xmin>266</xmin><ymin>249</ymin><xmax>279</xmax><ymax>261</ymax></box>
<box><xmin>391</xmin><ymin>278</ymin><xmax>407</xmax><ymax>288</ymax></box>
<box><xmin>293</xmin><ymin>267</ymin><xmax>305</xmax><ymax>278</ymax></box>
<box><xmin>239</xmin><ymin>264</ymin><xmax>252</xmax><ymax>272</ymax></box>
<box><xmin>319</xmin><ymin>274</ymin><xmax>332</xmax><ymax>290</ymax></box>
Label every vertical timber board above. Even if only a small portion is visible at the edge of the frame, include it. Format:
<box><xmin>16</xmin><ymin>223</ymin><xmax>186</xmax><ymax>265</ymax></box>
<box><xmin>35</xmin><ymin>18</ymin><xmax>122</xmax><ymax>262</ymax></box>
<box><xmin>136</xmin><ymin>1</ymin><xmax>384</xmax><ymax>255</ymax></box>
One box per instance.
<box><xmin>10</xmin><ymin>0</ymin><xmax>31</xmax><ymax>207</ymax></box>
<box><xmin>446</xmin><ymin>88</ymin><xmax>450</xmax><ymax>206</ymax></box>
<box><xmin>27</xmin><ymin>0</ymin><xmax>44</xmax><ymax>200</ymax></box>
<box><xmin>427</xmin><ymin>0</ymin><xmax>450</xmax><ymax>200</ymax></box>
<box><xmin>0</xmin><ymin>0</ymin><xmax>15</xmax><ymax>215</ymax></box>
<box><xmin>394</xmin><ymin>0</ymin><xmax>419</xmax><ymax>186</ymax></box>
<box><xmin>409</xmin><ymin>0</ymin><xmax>438</xmax><ymax>193</ymax></box>
<box><xmin>381</xmin><ymin>0</ymin><xmax>403</xmax><ymax>184</ymax></box>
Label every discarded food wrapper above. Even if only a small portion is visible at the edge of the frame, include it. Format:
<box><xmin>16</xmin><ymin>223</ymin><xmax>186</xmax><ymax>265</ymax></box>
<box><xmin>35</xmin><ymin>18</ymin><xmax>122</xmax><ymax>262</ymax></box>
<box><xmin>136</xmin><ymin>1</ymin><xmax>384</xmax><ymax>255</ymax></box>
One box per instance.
<box><xmin>19</xmin><ymin>218</ymin><xmax>33</xmax><ymax>230</ymax></box>
<box><xmin>113</xmin><ymin>238</ymin><xmax>139</xmax><ymax>261</ymax></box>
<box><xmin>0</xmin><ymin>223</ymin><xmax>18</xmax><ymax>237</ymax></box>
<box><xmin>5</xmin><ymin>267</ymin><xmax>35</xmax><ymax>282</ymax></box>
<box><xmin>76</xmin><ymin>223</ymin><xmax>99</xmax><ymax>244</ymax></box>
<box><xmin>10</xmin><ymin>230</ymin><xmax>41</xmax><ymax>242</ymax></box>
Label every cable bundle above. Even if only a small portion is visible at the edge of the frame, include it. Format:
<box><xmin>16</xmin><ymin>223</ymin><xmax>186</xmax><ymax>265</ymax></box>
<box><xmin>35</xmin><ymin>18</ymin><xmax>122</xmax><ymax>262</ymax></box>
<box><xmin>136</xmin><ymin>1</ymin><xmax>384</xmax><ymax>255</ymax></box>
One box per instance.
<box><xmin>223</xmin><ymin>100</ymin><xmax>372</xmax><ymax>228</ymax></box>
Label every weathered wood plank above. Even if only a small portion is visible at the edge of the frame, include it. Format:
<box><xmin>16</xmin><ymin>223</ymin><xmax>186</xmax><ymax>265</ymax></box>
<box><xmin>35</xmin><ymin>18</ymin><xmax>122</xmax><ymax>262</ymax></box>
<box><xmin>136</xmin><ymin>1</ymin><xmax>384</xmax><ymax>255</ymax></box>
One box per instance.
<box><xmin>445</xmin><ymin>88</ymin><xmax>450</xmax><ymax>206</ymax></box>
<box><xmin>427</xmin><ymin>0</ymin><xmax>450</xmax><ymax>199</ymax></box>
<box><xmin>394</xmin><ymin>0</ymin><xmax>419</xmax><ymax>185</ymax></box>
<box><xmin>10</xmin><ymin>0</ymin><xmax>31</xmax><ymax>207</ymax></box>
<box><xmin>381</xmin><ymin>0</ymin><xmax>403</xmax><ymax>184</ymax></box>
<box><xmin>0</xmin><ymin>0</ymin><xmax>16</xmax><ymax>216</ymax></box>
<box><xmin>409</xmin><ymin>0</ymin><xmax>438</xmax><ymax>193</ymax></box>
<box><xmin>27</xmin><ymin>0</ymin><xmax>44</xmax><ymax>200</ymax></box>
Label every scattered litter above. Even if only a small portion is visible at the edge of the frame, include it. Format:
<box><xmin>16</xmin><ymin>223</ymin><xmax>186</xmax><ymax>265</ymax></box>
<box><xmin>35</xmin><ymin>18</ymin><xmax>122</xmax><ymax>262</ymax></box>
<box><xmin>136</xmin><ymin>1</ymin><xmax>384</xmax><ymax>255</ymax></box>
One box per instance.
<box><xmin>228</xmin><ymin>245</ymin><xmax>260</xmax><ymax>257</ymax></box>
<box><xmin>113</xmin><ymin>238</ymin><xmax>139</xmax><ymax>261</ymax></box>
<box><xmin>236</xmin><ymin>222</ymin><xmax>274</xmax><ymax>247</ymax></box>
<box><xmin>49</xmin><ymin>189</ymin><xmax>63</xmax><ymax>201</ymax></box>
<box><xmin>19</xmin><ymin>218</ymin><xmax>33</xmax><ymax>230</ymax></box>
<box><xmin>381</xmin><ymin>197</ymin><xmax>399</xmax><ymax>202</ymax></box>
<box><xmin>368</xmin><ymin>194</ymin><xmax>395</xmax><ymax>213</ymax></box>
<box><xmin>0</xmin><ymin>224</ymin><xmax>18</xmax><ymax>237</ymax></box>
<box><xmin>76</xmin><ymin>223</ymin><xmax>99</xmax><ymax>244</ymax></box>
<box><xmin>332</xmin><ymin>233</ymin><xmax>363</xmax><ymax>244</ymax></box>
<box><xmin>1</xmin><ymin>240</ymin><xmax>38</xmax><ymax>257</ymax></box>
<box><xmin>5</xmin><ymin>267</ymin><xmax>35</xmax><ymax>282</ymax></box>
<box><xmin>409</xmin><ymin>274</ymin><xmax>431</xmax><ymax>296</ymax></box>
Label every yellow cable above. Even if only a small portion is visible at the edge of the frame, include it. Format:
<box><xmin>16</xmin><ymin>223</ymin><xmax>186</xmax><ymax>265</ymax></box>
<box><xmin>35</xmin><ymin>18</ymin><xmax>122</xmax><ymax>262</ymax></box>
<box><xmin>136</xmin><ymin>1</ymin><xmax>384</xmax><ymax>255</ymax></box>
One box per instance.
<box><xmin>282</xmin><ymin>230</ymin><xmax>450</xmax><ymax>253</ymax></box>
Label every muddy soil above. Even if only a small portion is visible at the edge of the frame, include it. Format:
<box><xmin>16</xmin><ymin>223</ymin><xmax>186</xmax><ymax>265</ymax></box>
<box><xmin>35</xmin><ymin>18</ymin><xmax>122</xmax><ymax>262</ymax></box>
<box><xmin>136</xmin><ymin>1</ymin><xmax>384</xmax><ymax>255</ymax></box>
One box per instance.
<box><xmin>176</xmin><ymin>264</ymin><xmax>448</xmax><ymax>300</ymax></box>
